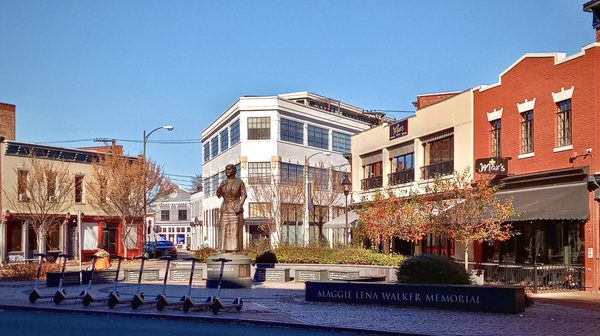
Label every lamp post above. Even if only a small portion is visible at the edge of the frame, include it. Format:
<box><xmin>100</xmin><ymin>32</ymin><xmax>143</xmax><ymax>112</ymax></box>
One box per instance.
<box><xmin>341</xmin><ymin>173</ymin><xmax>351</xmax><ymax>246</ymax></box>
<box><xmin>143</xmin><ymin>125</ymin><xmax>174</xmax><ymax>246</ymax></box>
<box><xmin>304</xmin><ymin>151</ymin><xmax>331</xmax><ymax>246</ymax></box>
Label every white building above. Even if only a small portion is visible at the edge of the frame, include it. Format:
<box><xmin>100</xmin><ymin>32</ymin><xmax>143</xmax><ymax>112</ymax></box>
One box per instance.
<box><xmin>201</xmin><ymin>92</ymin><xmax>382</xmax><ymax>248</ymax></box>
<box><xmin>150</xmin><ymin>187</ymin><xmax>192</xmax><ymax>248</ymax></box>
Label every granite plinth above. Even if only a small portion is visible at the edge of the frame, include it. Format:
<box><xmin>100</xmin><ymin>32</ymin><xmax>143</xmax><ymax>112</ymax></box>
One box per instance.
<box><xmin>206</xmin><ymin>253</ymin><xmax>252</xmax><ymax>288</ymax></box>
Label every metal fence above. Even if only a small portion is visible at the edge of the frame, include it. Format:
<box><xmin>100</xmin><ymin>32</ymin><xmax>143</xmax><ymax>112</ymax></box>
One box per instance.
<box><xmin>469</xmin><ymin>262</ymin><xmax>585</xmax><ymax>293</ymax></box>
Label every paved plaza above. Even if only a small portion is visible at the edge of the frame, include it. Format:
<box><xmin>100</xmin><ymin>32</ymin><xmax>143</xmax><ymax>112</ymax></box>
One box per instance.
<box><xmin>0</xmin><ymin>270</ymin><xmax>599</xmax><ymax>336</ymax></box>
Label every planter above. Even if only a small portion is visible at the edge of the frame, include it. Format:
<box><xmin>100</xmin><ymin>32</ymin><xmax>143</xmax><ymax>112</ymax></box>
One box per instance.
<box><xmin>305</xmin><ymin>281</ymin><xmax>525</xmax><ymax>314</ymax></box>
<box><xmin>46</xmin><ymin>271</ymin><xmax>81</xmax><ymax>287</ymax></box>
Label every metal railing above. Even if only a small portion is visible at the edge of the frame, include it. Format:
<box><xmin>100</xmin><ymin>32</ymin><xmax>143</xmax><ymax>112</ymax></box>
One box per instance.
<box><xmin>388</xmin><ymin>169</ymin><xmax>415</xmax><ymax>185</ymax></box>
<box><xmin>420</xmin><ymin>160</ymin><xmax>454</xmax><ymax>180</ymax></box>
<box><xmin>361</xmin><ymin>176</ymin><xmax>383</xmax><ymax>190</ymax></box>
<box><xmin>469</xmin><ymin>262</ymin><xmax>585</xmax><ymax>292</ymax></box>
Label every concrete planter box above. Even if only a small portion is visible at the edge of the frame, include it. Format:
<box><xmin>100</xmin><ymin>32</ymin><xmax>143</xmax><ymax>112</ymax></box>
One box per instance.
<box><xmin>46</xmin><ymin>272</ymin><xmax>80</xmax><ymax>287</ymax></box>
<box><xmin>306</xmin><ymin>281</ymin><xmax>525</xmax><ymax>314</ymax></box>
<box><xmin>81</xmin><ymin>270</ymin><xmax>119</xmax><ymax>284</ymax></box>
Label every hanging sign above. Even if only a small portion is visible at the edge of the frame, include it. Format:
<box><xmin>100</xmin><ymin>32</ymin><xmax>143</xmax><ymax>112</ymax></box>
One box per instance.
<box><xmin>389</xmin><ymin>119</ymin><xmax>408</xmax><ymax>140</ymax></box>
<box><xmin>475</xmin><ymin>157</ymin><xmax>508</xmax><ymax>175</ymax></box>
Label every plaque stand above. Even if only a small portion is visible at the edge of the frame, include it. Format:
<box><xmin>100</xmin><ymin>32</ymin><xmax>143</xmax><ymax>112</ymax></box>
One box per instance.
<box><xmin>206</xmin><ymin>253</ymin><xmax>252</xmax><ymax>288</ymax></box>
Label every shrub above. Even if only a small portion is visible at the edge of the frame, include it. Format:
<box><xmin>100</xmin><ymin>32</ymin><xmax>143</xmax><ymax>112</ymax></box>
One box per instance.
<box><xmin>396</xmin><ymin>254</ymin><xmax>470</xmax><ymax>285</ymax></box>
<box><xmin>0</xmin><ymin>262</ymin><xmax>60</xmax><ymax>281</ymax></box>
<box><xmin>245</xmin><ymin>237</ymin><xmax>272</xmax><ymax>261</ymax></box>
<box><xmin>193</xmin><ymin>247</ymin><xmax>217</xmax><ymax>262</ymax></box>
<box><xmin>255</xmin><ymin>250</ymin><xmax>278</xmax><ymax>264</ymax></box>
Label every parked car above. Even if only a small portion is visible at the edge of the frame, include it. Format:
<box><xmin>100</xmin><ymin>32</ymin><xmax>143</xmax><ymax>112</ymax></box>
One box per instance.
<box><xmin>143</xmin><ymin>240</ymin><xmax>178</xmax><ymax>259</ymax></box>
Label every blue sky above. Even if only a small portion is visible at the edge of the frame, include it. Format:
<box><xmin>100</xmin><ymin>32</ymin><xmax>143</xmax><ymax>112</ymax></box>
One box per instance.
<box><xmin>0</xmin><ymin>1</ymin><xmax>594</xmax><ymax>189</ymax></box>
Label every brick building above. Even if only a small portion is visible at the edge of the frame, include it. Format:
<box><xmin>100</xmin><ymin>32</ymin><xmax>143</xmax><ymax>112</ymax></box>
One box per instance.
<box><xmin>472</xmin><ymin>1</ymin><xmax>600</xmax><ymax>291</ymax></box>
<box><xmin>0</xmin><ymin>102</ymin><xmax>16</xmax><ymax>140</ymax></box>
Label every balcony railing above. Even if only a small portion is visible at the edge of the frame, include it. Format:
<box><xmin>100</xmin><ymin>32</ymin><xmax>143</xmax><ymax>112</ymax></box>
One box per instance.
<box><xmin>361</xmin><ymin>176</ymin><xmax>383</xmax><ymax>190</ymax></box>
<box><xmin>420</xmin><ymin>160</ymin><xmax>454</xmax><ymax>180</ymax></box>
<box><xmin>388</xmin><ymin>169</ymin><xmax>415</xmax><ymax>186</ymax></box>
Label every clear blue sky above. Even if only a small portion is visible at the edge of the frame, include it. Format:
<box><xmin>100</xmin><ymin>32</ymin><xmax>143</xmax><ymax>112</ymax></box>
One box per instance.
<box><xmin>0</xmin><ymin>1</ymin><xmax>595</xmax><ymax>189</ymax></box>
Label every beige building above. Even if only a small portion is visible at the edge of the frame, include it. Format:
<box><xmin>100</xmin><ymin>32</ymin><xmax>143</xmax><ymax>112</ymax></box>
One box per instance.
<box><xmin>350</xmin><ymin>89</ymin><xmax>474</xmax><ymax>258</ymax></box>
<box><xmin>0</xmin><ymin>140</ymin><xmax>142</xmax><ymax>263</ymax></box>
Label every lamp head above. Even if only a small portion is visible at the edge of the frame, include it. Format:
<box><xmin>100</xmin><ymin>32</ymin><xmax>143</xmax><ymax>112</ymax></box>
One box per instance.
<box><xmin>341</xmin><ymin>173</ymin><xmax>351</xmax><ymax>195</ymax></box>
<box><xmin>163</xmin><ymin>125</ymin><xmax>175</xmax><ymax>131</ymax></box>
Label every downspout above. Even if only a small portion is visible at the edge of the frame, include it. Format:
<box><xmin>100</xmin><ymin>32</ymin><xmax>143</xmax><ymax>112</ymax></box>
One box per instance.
<box><xmin>0</xmin><ymin>137</ymin><xmax>4</xmax><ymax>263</ymax></box>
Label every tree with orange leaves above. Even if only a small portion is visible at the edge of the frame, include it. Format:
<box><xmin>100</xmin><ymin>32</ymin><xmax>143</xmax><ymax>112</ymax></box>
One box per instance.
<box><xmin>86</xmin><ymin>154</ymin><xmax>175</xmax><ymax>258</ymax></box>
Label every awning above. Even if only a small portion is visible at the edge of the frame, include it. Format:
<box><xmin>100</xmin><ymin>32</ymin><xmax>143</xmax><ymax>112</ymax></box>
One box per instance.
<box><xmin>323</xmin><ymin>210</ymin><xmax>359</xmax><ymax>229</ymax></box>
<box><xmin>495</xmin><ymin>182</ymin><xmax>589</xmax><ymax>221</ymax></box>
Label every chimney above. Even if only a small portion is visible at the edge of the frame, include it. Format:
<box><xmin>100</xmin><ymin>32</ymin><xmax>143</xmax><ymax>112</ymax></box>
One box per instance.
<box><xmin>584</xmin><ymin>0</ymin><xmax>600</xmax><ymax>42</ymax></box>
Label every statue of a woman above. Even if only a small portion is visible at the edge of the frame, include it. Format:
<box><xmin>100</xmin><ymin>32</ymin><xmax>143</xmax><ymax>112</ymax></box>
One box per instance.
<box><xmin>216</xmin><ymin>164</ymin><xmax>247</xmax><ymax>252</ymax></box>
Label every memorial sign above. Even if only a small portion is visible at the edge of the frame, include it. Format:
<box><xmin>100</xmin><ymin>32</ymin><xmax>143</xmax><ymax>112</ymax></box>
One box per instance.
<box><xmin>328</xmin><ymin>271</ymin><xmax>360</xmax><ymax>280</ymax></box>
<box><xmin>265</xmin><ymin>268</ymin><xmax>290</xmax><ymax>282</ymax></box>
<box><xmin>305</xmin><ymin>281</ymin><xmax>525</xmax><ymax>314</ymax></box>
<box><xmin>124</xmin><ymin>269</ymin><xmax>160</xmax><ymax>282</ymax></box>
<box><xmin>170</xmin><ymin>268</ymin><xmax>203</xmax><ymax>282</ymax></box>
<box><xmin>295</xmin><ymin>269</ymin><xmax>328</xmax><ymax>282</ymax></box>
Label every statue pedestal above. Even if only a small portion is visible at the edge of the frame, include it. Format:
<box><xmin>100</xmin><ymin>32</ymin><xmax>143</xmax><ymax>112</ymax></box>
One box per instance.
<box><xmin>206</xmin><ymin>253</ymin><xmax>252</xmax><ymax>288</ymax></box>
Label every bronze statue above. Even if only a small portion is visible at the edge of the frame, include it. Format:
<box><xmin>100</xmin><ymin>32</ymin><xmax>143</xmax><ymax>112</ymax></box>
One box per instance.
<box><xmin>216</xmin><ymin>164</ymin><xmax>247</xmax><ymax>252</ymax></box>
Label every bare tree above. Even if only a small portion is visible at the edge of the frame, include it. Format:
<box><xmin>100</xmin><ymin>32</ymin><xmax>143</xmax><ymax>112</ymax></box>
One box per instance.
<box><xmin>86</xmin><ymin>154</ymin><xmax>175</xmax><ymax>258</ymax></box>
<box><xmin>309</xmin><ymin>168</ymin><xmax>346</xmax><ymax>244</ymax></box>
<box><xmin>3</xmin><ymin>156</ymin><xmax>75</xmax><ymax>254</ymax></box>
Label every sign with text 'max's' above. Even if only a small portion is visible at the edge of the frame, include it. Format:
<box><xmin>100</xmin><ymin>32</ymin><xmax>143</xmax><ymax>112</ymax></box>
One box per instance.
<box><xmin>475</xmin><ymin>157</ymin><xmax>508</xmax><ymax>175</ymax></box>
<box><xmin>389</xmin><ymin>119</ymin><xmax>408</xmax><ymax>140</ymax></box>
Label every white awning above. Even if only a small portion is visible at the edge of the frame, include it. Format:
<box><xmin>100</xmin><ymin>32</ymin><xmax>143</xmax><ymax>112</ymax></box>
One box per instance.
<box><xmin>323</xmin><ymin>210</ymin><xmax>359</xmax><ymax>229</ymax></box>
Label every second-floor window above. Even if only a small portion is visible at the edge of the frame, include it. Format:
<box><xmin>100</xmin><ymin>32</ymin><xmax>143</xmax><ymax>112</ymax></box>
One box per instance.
<box><xmin>557</xmin><ymin>100</ymin><xmax>571</xmax><ymax>147</ymax></box>
<box><xmin>308</xmin><ymin>125</ymin><xmax>328</xmax><ymax>150</ymax></box>
<box><xmin>361</xmin><ymin>161</ymin><xmax>383</xmax><ymax>190</ymax></box>
<box><xmin>210</xmin><ymin>136</ymin><xmax>219</xmax><ymax>158</ymax></box>
<box><xmin>491</xmin><ymin>119</ymin><xmax>501</xmax><ymax>157</ymax></box>
<box><xmin>280</xmin><ymin>118</ymin><xmax>304</xmax><ymax>144</ymax></box>
<box><xmin>178</xmin><ymin>209</ymin><xmax>187</xmax><ymax>221</ymax></box>
<box><xmin>280</xmin><ymin>162</ymin><xmax>304</xmax><ymax>184</ymax></box>
<box><xmin>17</xmin><ymin>170</ymin><xmax>28</xmax><ymax>201</ymax></box>
<box><xmin>161</xmin><ymin>210</ymin><xmax>170</xmax><ymax>221</ymax></box>
<box><xmin>230</xmin><ymin>119</ymin><xmax>240</xmax><ymax>145</ymax></box>
<box><xmin>332</xmin><ymin>131</ymin><xmax>351</xmax><ymax>153</ymax></box>
<box><xmin>220</xmin><ymin>129</ymin><xmax>229</xmax><ymax>152</ymax></box>
<box><xmin>422</xmin><ymin>136</ymin><xmax>453</xmax><ymax>179</ymax></box>
<box><xmin>389</xmin><ymin>152</ymin><xmax>414</xmax><ymax>185</ymax></box>
<box><xmin>248</xmin><ymin>162</ymin><xmax>271</xmax><ymax>183</ymax></box>
<box><xmin>203</xmin><ymin>143</ymin><xmax>210</xmax><ymax>162</ymax></box>
<box><xmin>75</xmin><ymin>175</ymin><xmax>84</xmax><ymax>203</ymax></box>
<box><xmin>521</xmin><ymin>110</ymin><xmax>534</xmax><ymax>154</ymax></box>
<box><xmin>248</xmin><ymin>117</ymin><xmax>271</xmax><ymax>140</ymax></box>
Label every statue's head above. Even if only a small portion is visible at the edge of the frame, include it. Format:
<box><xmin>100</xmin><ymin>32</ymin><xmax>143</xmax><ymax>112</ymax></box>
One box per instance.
<box><xmin>225</xmin><ymin>164</ymin><xmax>236</xmax><ymax>178</ymax></box>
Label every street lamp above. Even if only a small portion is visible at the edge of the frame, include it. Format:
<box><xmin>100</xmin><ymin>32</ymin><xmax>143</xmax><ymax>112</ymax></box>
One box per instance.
<box><xmin>143</xmin><ymin>125</ymin><xmax>174</xmax><ymax>245</ymax></box>
<box><xmin>341</xmin><ymin>173</ymin><xmax>352</xmax><ymax>246</ymax></box>
<box><xmin>304</xmin><ymin>151</ymin><xmax>331</xmax><ymax>246</ymax></box>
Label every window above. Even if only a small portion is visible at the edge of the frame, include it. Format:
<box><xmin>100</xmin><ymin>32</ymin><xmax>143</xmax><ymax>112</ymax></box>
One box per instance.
<box><xmin>280</xmin><ymin>162</ymin><xmax>304</xmax><ymax>184</ymax></box>
<box><xmin>210</xmin><ymin>137</ymin><xmax>219</xmax><ymax>158</ymax></box>
<box><xmin>280</xmin><ymin>118</ymin><xmax>304</xmax><ymax>144</ymax></box>
<box><xmin>211</xmin><ymin>174</ymin><xmax>219</xmax><ymax>196</ymax></box>
<box><xmin>490</xmin><ymin>119</ymin><xmax>501</xmax><ymax>157</ymax></box>
<box><xmin>161</xmin><ymin>210</ymin><xmax>170</xmax><ymax>221</ymax></box>
<box><xmin>249</xmin><ymin>203</ymin><xmax>271</xmax><ymax>218</ymax></box>
<box><xmin>47</xmin><ymin>172</ymin><xmax>56</xmax><ymax>201</ymax></box>
<box><xmin>203</xmin><ymin>178</ymin><xmax>210</xmax><ymax>198</ymax></box>
<box><xmin>178</xmin><ymin>210</ymin><xmax>187</xmax><ymax>221</ymax></box>
<box><xmin>248</xmin><ymin>162</ymin><xmax>271</xmax><ymax>183</ymax></box>
<box><xmin>390</xmin><ymin>153</ymin><xmax>414</xmax><ymax>185</ymax></box>
<box><xmin>230</xmin><ymin>119</ymin><xmax>240</xmax><ymax>145</ymax></box>
<box><xmin>220</xmin><ymin>129</ymin><xmax>229</xmax><ymax>152</ymax></box>
<box><xmin>332</xmin><ymin>131</ymin><xmax>351</xmax><ymax>153</ymax></box>
<box><xmin>309</xmin><ymin>167</ymin><xmax>329</xmax><ymax>190</ymax></box>
<box><xmin>521</xmin><ymin>110</ymin><xmax>534</xmax><ymax>153</ymax></box>
<box><xmin>248</xmin><ymin>117</ymin><xmax>271</xmax><ymax>140</ymax></box>
<box><xmin>557</xmin><ymin>100</ymin><xmax>571</xmax><ymax>147</ymax></box>
<box><xmin>308</xmin><ymin>125</ymin><xmax>328</xmax><ymax>150</ymax></box>
<box><xmin>203</xmin><ymin>143</ymin><xmax>210</xmax><ymax>162</ymax></box>
<box><xmin>17</xmin><ymin>170</ymin><xmax>28</xmax><ymax>201</ymax></box>
<box><xmin>75</xmin><ymin>175</ymin><xmax>84</xmax><ymax>203</ymax></box>
<box><xmin>364</xmin><ymin>162</ymin><xmax>382</xmax><ymax>178</ymax></box>
<box><xmin>422</xmin><ymin>136</ymin><xmax>453</xmax><ymax>179</ymax></box>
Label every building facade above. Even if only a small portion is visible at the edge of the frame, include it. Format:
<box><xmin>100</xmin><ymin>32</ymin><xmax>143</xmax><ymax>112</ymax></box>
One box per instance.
<box><xmin>189</xmin><ymin>189</ymin><xmax>204</xmax><ymax>250</ymax></box>
<box><xmin>0</xmin><ymin>140</ymin><xmax>142</xmax><ymax>262</ymax></box>
<box><xmin>350</xmin><ymin>89</ymin><xmax>475</xmax><ymax>257</ymax></box>
<box><xmin>472</xmin><ymin>14</ymin><xmax>600</xmax><ymax>291</ymax></box>
<box><xmin>201</xmin><ymin>92</ymin><xmax>381</xmax><ymax>248</ymax></box>
<box><xmin>150</xmin><ymin>187</ymin><xmax>192</xmax><ymax>248</ymax></box>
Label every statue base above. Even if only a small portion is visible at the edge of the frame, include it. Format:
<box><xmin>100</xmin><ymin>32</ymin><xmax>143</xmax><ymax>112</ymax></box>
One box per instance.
<box><xmin>206</xmin><ymin>253</ymin><xmax>252</xmax><ymax>288</ymax></box>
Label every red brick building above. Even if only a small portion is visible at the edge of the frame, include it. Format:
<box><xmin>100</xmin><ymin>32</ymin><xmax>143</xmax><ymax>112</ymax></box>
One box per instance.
<box><xmin>472</xmin><ymin>2</ymin><xmax>600</xmax><ymax>291</ymax></box>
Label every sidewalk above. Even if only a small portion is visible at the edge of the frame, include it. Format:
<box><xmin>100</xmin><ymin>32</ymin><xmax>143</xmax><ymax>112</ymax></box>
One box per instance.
<box><xmin>530</xmin><ymin>291</ymin><xmax>600</xmax><ymax>311</ymax></box>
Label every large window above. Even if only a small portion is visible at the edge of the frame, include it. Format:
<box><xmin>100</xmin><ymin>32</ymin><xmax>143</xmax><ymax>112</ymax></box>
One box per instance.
<box><xmin>161</xmin><ymin>210</ymin><xmax>170</xmax><ymax>221</ymax></box>
<box><xmin>210</xmin><ymin>137</ymin><xmax>219</xmax><ymax>158</ymax></box>
<box><xmin>75</xmin><ymin>175</ymin><xmax>84</xmax><ymax>203</ymax></box>
<box><xmin>332</xmin><ymin>131</ymin><xmax>351</xmax><ymax>153</ymax></box>
<box><xmin>361</xmin><ymin>161</ymin><xmax>382</xmax><ymax>190</ymax></box>
<box><xmin>280</xmin><ymin>162</ymin><xmax>304</xmax><ymax>184</ymax></box>
<box><xmin>178</xmin><ymin>210</ymin><xmax>187</xmax><ymax>221</ymax></box>
<box><xmin>230</xmin><ymin>119</ymin><xmax>240</xmax><ymax>145</ymax></box>
<box><xmin>248</xmin><ymin>117</ymin><xmax>271</xmax><ymax>140</ymax></box>
<box><xmin>308</xmin><ymin>125</ymin><xmax>329</xmax><ymax>150</ymax></box>
<box><xmin>280</xmin><ymin>118</ymin><xmax>304</xmax><ymax>144</ymax></box>
<box><xmin>557</xmin><ymin>100</ymin><xmax>572</xmax><ymax>147</ymax></box>
<box><xmin>389</xmin><ymin>153</ymin><xmax>414</xmax><ymax>185</ymax></box>
<box><xmin>220</xmin><ymin>129</ymin><xmax>229</xmax><ymax>152</ymax></box>
<box><xmin>203</xmin><ymin>178</ymin><xmax>210</xmax><ymax>198</ymax></box>
<box><xmin>17</xmin><ymin>170</ymin><xmax>28</xmax><ymax>201</ymax></box>
<box><xmin>211</xmin><ymin>174</ymin><xmax>219</xmax><ymax>197</ymax></box>
<box><xmin>491</xmin><ymin>119</ymin><xmax>501</xmax><ymax>157</ymax></box>
<box><xmin>249</xmin><ymin>203</ymin><xmax>271</xmax><ymax>218</ymax></box>
<box><xmin>203</xmin><ymin>143</ymin><xmax>210</xmax><ymax>162</ymax></box>
<box><xmin>521</xmin><ymin>110</ymin><xmax>534</xmax><ymax>154</ymax></box>
<box><xmin>422</xmin><ymin>136</ymin><xmax>453</xmax><ymax>179</ymax></box>
<box><xmin>248</xmin><ymin>162</ymin><xmax>271</xmax><ymax>183</ymax></box>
